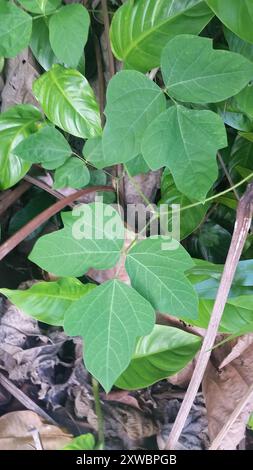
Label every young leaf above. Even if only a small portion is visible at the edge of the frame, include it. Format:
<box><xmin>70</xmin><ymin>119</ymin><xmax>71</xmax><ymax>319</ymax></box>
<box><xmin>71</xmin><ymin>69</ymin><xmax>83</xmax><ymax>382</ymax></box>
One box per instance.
<box><xmin>29</xmin><ymin>203</ymin><xmax>124</xmax><ymax>277</ymax></box>
<box><xmin>206</xmin><ymin>0</ymin><xmax>253</xmax><ymax>44</ymax></box>
<box><xmin>83</xmin><ymin>136</ymin><xmax>105</xmax><ymax>169</ymax></box>
<box><xmin>0</xmin><ymin>0</ymin><xmax>32</xmax><ymax>57</ymax></box>
<box><xmin>64</xmin><ymin>279</ymin><xmax>155</xmax><ymax>392</ymax></box>
<box><xmin>33</xmin><ymin>64</ymin><xmax>101</xmax><ymax>139</ymax></box>
<box><xmin>161</xmin><ymin>35</ymin><xmax>253</xmax><ymax>104</ymax></box>
<box><xmin>53</xmin><ymin>158</ymin><xmax>90</xmax><ymax>189</ymax></box>
<box><xmin>116</xmin><ymin>325</ymin><xmax>201</xmax><ymax>390</ymax></box>
<box><xmin>142</xmin><ymin>105</ymin><xmax>227</xmax><ymax>201</ymax></box>
<box><xmin>158</xmin><ymin>169</ymin><xmax>208</xmax><ymax>239</ymax></box>
<box><xmin>0</xmin><ymin>105</ymin><xmax>42</xmax><ymax>190</ymax></box>
<box><xmin>14</xmin><ymin>125</ymin><xmax>72</xmax><ymax>170</ymax></box>
<box><xmin>0</xmin><ymin>278</ymin><xmax>95</xmax><ymax>326</ymax></box>
<box><xmin>125</xmin><ymin>237</ymin><xmax>198</xmax><ymax>319</ymax></box>
<box><xmin>18</xmin><ymin>0</ymin><xmax>61</xmax><ymax>14</ymax></box>
<box><xmin>49</xmin><ymin>4</ymin><xmax>90</xmax><ymax>68</ymax></box>
<box><xmin>102</xmin><ymin>71</ymin><xmax>166</xmax><ymax>165</ymax></box>
<box><xmin>30</xmin><ymin>18</ymin><xmax>59</xmax><ymax>71</ymax></box>
<box><xmin>110</xmin><ymin>0</ymin><xmax>213</xmax><ymax>72</ymax></box>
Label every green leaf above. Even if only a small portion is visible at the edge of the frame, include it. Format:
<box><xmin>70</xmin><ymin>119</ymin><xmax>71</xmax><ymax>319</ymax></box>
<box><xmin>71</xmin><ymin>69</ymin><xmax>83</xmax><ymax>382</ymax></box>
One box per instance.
<box><xmin>83</xmin><ymin>136</ymin><xmax>105</xmax><ymax>169</ymax></box>
<box><xmin>124</xmin><ymin>155</ymin><xmax>150</xmax><ymax>177</ymax></box>
<box><xmin>158</xmin><ymin>169</ymin><xmax>208</xmax><ymax>239</ymax></box>
<box><xmin>33</xmin><ymin>64</ymin><xmax>101</xmax><ymax>139</ymax></box>
<box><xmin>0</xmin><ymin>0</ymin><xmax>32</xmax><ymax>57</ymax></box>
<box><xmin>187</xmin><ymin>221</ymin><xmax>232</xmax><ymax>264</ymax></box>
<box><xmin>64</xmin><ymin>279</ymin><xmax>155</xmax><ymax>392</ymax></box>
<box><xmin>49</xmin><ymin>4</ymin><xmax>90</xmax><ymax>68</ymax></box>
<box><xmin>224</xmin><ymin>27</ymin><xmax>253</xmax><ymax>61</ymax></box>
<box><xmin>8</xmin><ymin>191</ymin><xmax>55</xmax><ymax>238</ymax></box>
<box><xmin>14</xmin><ymin>125</ymin><xmax>72</xmax><ymax>170</ymax></box>
<box><xmin>126</xmin><ymin>237</ymin><xmax>198</xmax><ymax>319</ymax></box>
<box><xmin>0</xmin><ymin>105</ymin><xmax>42</xmax><ymax>190</ymax></box>
<box><xmin>102</xmin><ymin>71</ymin><xmax>166</xmax><ymax>165</ymax></box>
<box><xmin>182</xmin><ymin>296</ymin><xmax>253</xmax><ymax>334</ymax></box>
<box><xmin>29</xmin><ymin>203</ymin><xmax>124</xmax><ymax>277</ymax></box>
<box><xmin>240</xmin><ymin>132</ymin><xmax>253</xmax><ymax>143</ymax></box>
<box><xmin>63</xmin><ymin>434</ymin><xmax>95</xmax><ymax>451</ymax></box>
<box><xmin>18</xmin><ymin>0</ymin><xmax>61</xmax><ymax>14</ymax></box>
<box><xmin>116</xmin><ymin>325</ymin><xmax>201</xmax><ymax>390</ymax></box>
<box><xmin>30</xmin><ymin>18</ymin><xmax>58</xmax><ymax>71</ymax></box>
<box><xmin>53</xmin><ymin>158</ymin><xmax>90</xmax><ymax>189</ymax></box>
<box><xmin>142</xmin><ymin>105</ymin><xmax>227</xmax><ymax>200</ymax></box>
<box><xmin>162</xmin><ymin>34</ymin><xmax>253</xmax><ymax>104</ymax></box>
<box><xmin>189</xmin><ymin>258</ymin><xmax>253</xmax><ymax>299</ymax></box>
<box><xmin>229</xmin><ymin>136</ymin><xmax>253</xmax><ymax>173</ymax></box>
<box><xmin>110</xmin><ymin>0</ymin><xmax>213</xmax><ymax>72</ymax></box>
<box><xmin>0</xmin><ymin>57</ymin><xmax>4</xmax><ymax>73</ymax></box>
<box><xmin>206</xmin><ymin>0</ymin><xmax>253</xmax><ymax>44</ymax></box>
<box><xmin>0</xmin><ymin>278</ymin><xmax>95</xmax><ymax>327</ymax></box>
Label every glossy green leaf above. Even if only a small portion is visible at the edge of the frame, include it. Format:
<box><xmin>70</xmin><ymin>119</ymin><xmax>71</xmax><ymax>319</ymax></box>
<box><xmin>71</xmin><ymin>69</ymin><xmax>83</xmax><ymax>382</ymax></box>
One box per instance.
<box><xmin>142</xmin><ymin>105</ymin><xmax>227</xmax><ymax>200</ymax></box>
<box><xmin>110</xmin><ymin>0</ymin><xmax>213</xmax><ymax>72</ymax></box>
<box><xmin>0</xmin><ymin>0</ymin><xmax>32</xmax><ymax>57</ymax></box>
<box><xmin>64</xmin><ymin>279</ymin><xmax>155</xmax><ymax>392</ymax></box>
<box><xmin>49</xmin><ymin>4</ymin><xmax>90</xmax><ymax>68</ymax></box>
<box><xmin>0</xmin><ymin>278</ymin><xmax>95</xmax><ymax>327</ymax></box>
<box><xmin>30</xmin><ymin>18</ymin><xmax>58</xmax><ymax>71</ymax></box>
<box><xmin>229</xmin><ymin>136</ymin><xmax>253</xmax><ymax>173</ymax></box>
<box><xmin>126</xmin><ymin>237</ymin><xmax>198</xmax><ymax>319</ymax></box>
<box><xmin>14</xmin><ymin>125</ymin><xmax>72</xmax><ymax>170</ymax></box>
<box><xmin>206</xmin><ymin>0</ymin><xmax>253</xmax><ymax>44</ymax></box>
<box><xmin>0</xmin><ymin>105</ymin><xmax>42</xmax><ymax>190</ymax></box>
<box><xmin>18</xmin><ymin>0</ymin><xmax>61</xmax><ymax>14</ymax></box>
<box><xmin>116</xmin><ymin>325</ymin><xmax>201</xmax><ymax>390</ymax></box>
<box><xmin>189</xmin><ymin>258</ymin><xmax>253</xmax><ymax>299</ymax></box>
<box><xmin>182</xmin><ymin>296</ymin><xmax>253</xmax><ymax>334</ymax></box>
<box><xmin>224</xmin><ymin>27</ymin><xmax>253</xmax><ymax>61</ymax></box>
<box><xmin>29</xmin><ymin>203</ymin><xmax>124</xmax><ymax>277</ymax></box>
<box><xmin>187</xmin><ymin>221</ymin><xmax>231</xmax><ymax>264</ymax></box>
<box><xmin>158</xmin><ymin>169</ymin><xmax>208</xmax><ymax>239</ymax></box>
<box><xmin>102</xmin><ymin>71</ymin><xmax>166</xmax><ymax>165</ymax></box>
<box><xmin>33</xmin><ymin>64</ymin><xmax>101</xmax><ymax>139</ymax></box>
<box><xmin>162</xmin><ymin>35</ymin><xmax>253</xmax><ymax>104</ymax></box>
<box><xmin>63</xmin><ymin>434</ymin><xmax>95</xmax><ymax>451</ymax></box>
<box><xmin>53</xmin><ymin>158</ymin><xmax>90</xmax><ymax>189</ymax></box>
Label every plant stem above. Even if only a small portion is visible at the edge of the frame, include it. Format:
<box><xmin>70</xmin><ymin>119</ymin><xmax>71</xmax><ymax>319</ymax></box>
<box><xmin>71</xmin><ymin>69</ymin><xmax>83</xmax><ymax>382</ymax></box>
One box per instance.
<box><xmin>101</xmin><ymin>0</ymin><xmax>115</xmax><ymax>77</ymax></box>
<box><xmin>217</xmin><ymin>152</ymin><xmax>240</xmax><ymax>201</ymax></box>
<box><xmin>92</xmin><ymin>376</ymin><xmax>105</xmax><ymax>449</ymax></box>
<box><xmin>0</xmin><ymin>185</ymin><xmax>114</xmax><ymax>261</ymax></box>
<box><xmin>165</xmin><ymin>182</ymin><xmax>253</xmax><ymax>449</ymax></box>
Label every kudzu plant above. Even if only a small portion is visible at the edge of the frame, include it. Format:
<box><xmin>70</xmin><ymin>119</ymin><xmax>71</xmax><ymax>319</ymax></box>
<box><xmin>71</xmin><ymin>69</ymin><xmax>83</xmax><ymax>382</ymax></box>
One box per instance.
<box><xmin>1</xmin><ymin>0</ymin><xmax>253</xmax><ymax>393</ymax></box>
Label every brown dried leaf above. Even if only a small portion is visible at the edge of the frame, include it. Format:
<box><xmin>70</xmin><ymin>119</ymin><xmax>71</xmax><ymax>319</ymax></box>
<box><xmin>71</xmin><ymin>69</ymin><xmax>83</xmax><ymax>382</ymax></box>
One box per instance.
<box><xmin>219</xmin><ymin>334</ymin><xmax>253</xmax><ymax>369</ymax></box>
<box><xmin>0</xmin><ymin>410</ymin><xmax>72</xmax><ymax>450</ymax></box>
<box><xmin>1</xmin><ymin>49</ymin><xmax>39</xmax><ymax>111</ymax></box>
<box><xmin>203</xmin><ymin>336</ymin><xmax>253</xmax><ymax>449</ymax></box>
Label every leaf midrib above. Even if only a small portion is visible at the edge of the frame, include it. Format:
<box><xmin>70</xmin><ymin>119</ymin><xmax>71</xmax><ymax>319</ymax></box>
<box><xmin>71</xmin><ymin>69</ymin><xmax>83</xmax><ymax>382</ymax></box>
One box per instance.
<box><xmin>121</xmin><ymin>0</ymin><xmax>205</xmax><ymax>62</ymax></box>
